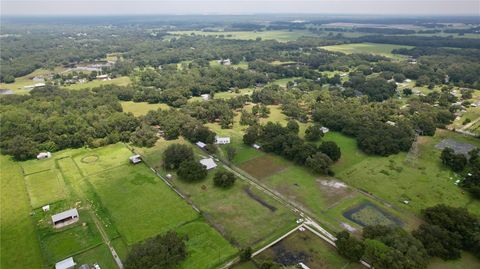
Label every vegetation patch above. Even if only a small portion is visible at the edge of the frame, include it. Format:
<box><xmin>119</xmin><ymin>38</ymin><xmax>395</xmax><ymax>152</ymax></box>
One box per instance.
<box><xmin>239</xmin><ymin>155</ymin><xmax>288</xmax><ymax>179</ymax></box>
<box><xmin>24</xmin><ymin>170</ymin><xmax>66</xmax><ymax>209</ymax></box>
<box><xmin>343</xmin><ymin>201</ymin><xmax>403</xmax><ymax>227</ymax></box>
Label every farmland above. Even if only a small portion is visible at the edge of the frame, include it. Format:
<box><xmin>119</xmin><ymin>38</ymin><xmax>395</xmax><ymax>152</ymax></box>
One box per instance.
<box><xmin>320</xmin><ymin>43</ymin><xmax>413</xmax><ymax>60</ymax></box>
<box><xmin>169</xmin><ymin>30</ymin><xmax>318</xmax><ymax>42</ymax></box>
<box><xmin>121</xmin><ymin>101</ymin><xmax>171</xmax><ymax>116</ymax></box>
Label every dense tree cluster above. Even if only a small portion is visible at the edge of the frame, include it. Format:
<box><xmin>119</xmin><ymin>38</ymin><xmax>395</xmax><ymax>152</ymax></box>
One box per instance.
<box><xmin>0</xmin><ymin>86</ymin><xmax>139</xmax><ymax>160</ymax></box>
<box><xmin>440</xmin><ymin>148</ymin><xmax>480</xmax><ymax>199</ymax></box>
<box><xmin>125</xmin><ymin>231</ymin><xmax>187</xmax><ymax>269</ymax></box>
<box><xmin>213</xmin><ymin>171</ymin><xmax>236</xmax><ymax>188</ymax></box>
<box><xmin>163</xmin><ymin>144</ymin><xmax>207</xmax><ymax>181</ymax></box>
<box><xmin>243</xmin><ymin>122</ymin><xmax>340</xmax><ymax>174</ymax></box>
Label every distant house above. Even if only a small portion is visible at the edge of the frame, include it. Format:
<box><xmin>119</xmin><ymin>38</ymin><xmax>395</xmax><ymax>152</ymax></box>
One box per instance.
<box><xmin>196</xmin><ymin>141</ymin><xmax>207</xmax><ymax>148</ymax></box>
<box><xmin>37</xmin><ymin>152</ymin><xmax>51</xmax><ymax>160</ymax></box>
<box><xmin>200</xmin><ymin>94</ymin><xmax>210</xmax><ymax>101</ymax></box>
<box><xmin>218</xmin><ymin>59</ymin><xmax>231</xmax><ymax>65</ymax></box>
<box><xmin>55</xmin><ymin>257</ymin><xmax>76</xmax><ymax>269</ymax></box>
<box><xmin>253</xmin><ymin>144</ymin><xmax>261</xmax><ymax>150</ymax></box>
<box><xmin>319</xmin><ymin>127</ymin><xmax>329</xmax><ymax>134</ymax></box>
<box><xmin>386</xmin><ymin>121</ymin><xmax>396</xmax><ymax>126</ymax></box>
<box><xmin>215</xmin><ymin>136</ymin><xmax>231</xmax><ymax>144</ymax></box>
<box><xmin>129</xmin><ymin>155</ymin><xmax>142</xmax><ymax>164</ymax></box>
<box><xmin>200</xmin><ymin>158</ymin><xmax>217</xmax><ymax>170</ymax></box>
<box><xmin>51</xmin><ymin>208</ymin><xmax>79</xmax><ymax>228</ymax></box>
<box><xmin>96</xmin><ymin>74</ymin><xmax>109</xmax><ymax>80</ymax></box>
<box><xmin>32</xmin><ymin>76</ymin><xmax>45</xmax><ymax>82</ymax></box>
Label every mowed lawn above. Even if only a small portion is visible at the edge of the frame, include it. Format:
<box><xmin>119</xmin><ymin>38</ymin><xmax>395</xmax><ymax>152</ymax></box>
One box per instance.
<box><xmin>320</xmin><ymin>43</ymin><xmax>413</xmax><ymax>60</ymax></box>
<box><xmin>73</xmin><ymin>144</ymin><xmax>133</xmax><ymax>176</ymax></box>
<box><xmin>65</xmin><ymin>76</ymin><xmax>131</xmax><ymax>90</ymax></box>
<box><xmin>121</xmin><ymin>101</ymin><xmax>171</xmax><ymax>117</ymax></box>
<box><xmin>85</xmin><ymin>162</ymin><xmax>199</xmax><ymax>244</ymax></box>
<box><xmin>24</xmin><ymin>169</ymin><xmax>67</xmax><ymax>208</ymax></box>
<box><xmin>0</xmin><ymin>156</ymin><xmax>44</xmax><ymax>269</ymax></box>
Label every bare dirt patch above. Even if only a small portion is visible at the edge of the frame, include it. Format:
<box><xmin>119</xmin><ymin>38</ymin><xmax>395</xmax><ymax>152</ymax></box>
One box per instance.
<box><xmin>239</xmin><ymin>155</ymin><xmax>288</xmax><ymax>179</ymax></box>
<box><xmin>317</xmin><ymin>179</ymin><xmax>353</xmax><ymax>208</ymax></box>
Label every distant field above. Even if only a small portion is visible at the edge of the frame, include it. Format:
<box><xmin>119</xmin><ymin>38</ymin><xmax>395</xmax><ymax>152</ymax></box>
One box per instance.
<box><xmin>24</xmin><ymin>169</ymin><xmax>66</xmax><ymax>209</ymax></box>
<box><xmin>169</xmin><ymin>30</ymin><xmax>318</xmax><ymax>42</ymax></box>
<box><xmin>0</xmin><ymin>67</ymin><xmax>65</xmax><ymax>94</ymax></box>
<box><xmin>120</xmin><ymin>101</ymin><xmax>170</xmax><ymax>116</ymax></box>
<box><xmin>320</xmin><ymin>43</ymin><xmax>413</xmax><ymax>60</ymax></box>
<box><xmin>65</xmin><ymin>76</ymin><xmax>130</xmax><ymax>90</ymax></box>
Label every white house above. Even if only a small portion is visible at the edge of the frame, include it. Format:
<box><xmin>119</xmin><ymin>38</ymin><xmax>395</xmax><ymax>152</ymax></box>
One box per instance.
<box><xmin>319</xmin><ymin>127</ymin><xmax>329</xmax><ymax>134</ymax></box>
<box><xmin>129</xmin><ymin>155</ymin><xmax>142</xmax><ymax>164</ymax></box>
<box><xmin>51</xmin><ymin>208</ymin><xmax>79</xmax><ymax>228</ymax></box>
<box><xmin>200</xmin><ymin>94</ymin><xmax>210</xmax><ymax>101</ymax></box>
<box><xmin>200</xmin><ymin>158</ymin><xmax>217</xmax><ymax>170</ymax></box>
<box><xmin>215</xmin><ymin>136</ymin><xmax>231</xmax><ymax>144</ymax></box>
<box><xmin>37</xmin><ymin>152</ymin><xmax>52</xmax><ymax>160</ymax></box>
<box><xmin>253</xmin><ymin>144</ymin><xmax>261</xmax><ymax>150</ymax></box>
<box><xmin>196</xmin><ymin>141</ymin><xmax>207</xmax><ymax>148</ymax></box>
<box><xmin>55</xmin><ymin>257</ymin><xmax>76</xmax><ymax>269</ymax></box>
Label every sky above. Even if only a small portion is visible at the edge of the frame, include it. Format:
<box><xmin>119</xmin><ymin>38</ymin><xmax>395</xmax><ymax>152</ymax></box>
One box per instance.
<box><xmin>2</xmin><ymin>0</ymin><xmax>479</xmax><ymax>16</ymax></box>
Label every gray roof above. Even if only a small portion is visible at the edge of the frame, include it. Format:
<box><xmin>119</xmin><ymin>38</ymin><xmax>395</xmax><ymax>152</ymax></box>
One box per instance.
<box><xmin>52</xmin><ymin>208</ymin><xmax>79</xmax><ymax>223</ymax></box>
<box><xmin>200</xmin><ymin>158</ymin><xmax>217</xmax><ymax>170</ymax></box>
<box><xmin>55</xmin><ymin>257</ymin><xmax>76</xmax><ymax>269</ymax></box>
<box><xmin>196</xmin><ymin>141</ymin><xmax>207</xmax><ymax>148</ymax></box>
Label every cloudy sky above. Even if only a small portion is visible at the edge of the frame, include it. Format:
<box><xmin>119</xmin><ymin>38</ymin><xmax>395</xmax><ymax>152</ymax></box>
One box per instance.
<box><xmin>2</xmin><ymin>0</ymin><xmax>479</xmax><ymax>16</ymax></box>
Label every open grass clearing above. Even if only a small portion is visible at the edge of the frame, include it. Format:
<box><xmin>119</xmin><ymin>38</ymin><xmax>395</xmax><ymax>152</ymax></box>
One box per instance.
<box><xmin>74</xmin><ymin>244</ymin><xmax>118</xmax><ymax>269</ymax></box>
<box><xmin>0</xmin><ymin>67</ymin><xmax>66</xmax><ymax>94</ymax></box>
<box><xmin>0</xmin><ymin>155</ymin><xmax>44</xmax><ymax>269</ymax></box>
<box><xmin>73</xmin><ymin>143</ymin><xmax>133</xmax><ymax>176</ymax></box>
<box><xmin>25</xmin><ymin>169</ymin><xmax>67</xmax><ymax>209</ymax></box>
<box><xmin>239</xmin><ymin>155</ymin><xmax>289</xmax><ymax>179</ymax></box>
<box><xmin>86</xmin><ymin>164</ymin><xmax>199</xmax><ymax>244</ymax></box>
<box><xmin>120</xmin><ymin>101</ymin><xmax>170</xmax><ymax>116</ymax></box>
<box><xmin>254</xmin><ymin>230</ymin><xmax>363</xmax><ymax>269</ymax></box>
<box><xmin>169</xmin><ymin>30</ymin><xmax>318</xmax><ymax>42</ymax></box>
<box><xmin>320</xmin><ymin>43</ymin><xmax>413</xmax><ymax>60</ymax></box>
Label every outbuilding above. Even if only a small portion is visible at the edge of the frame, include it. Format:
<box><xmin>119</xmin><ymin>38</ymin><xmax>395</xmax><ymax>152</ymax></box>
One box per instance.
<box><xmin>319</xmin><ymin>127</ymin><xmax>329</xmax><ymax>134</ymax></box>
<box><xmin>55</xmin><ymin>257</ymin><xmax>76</xmax><ymax>269</ymax></box>
<box><xmin>215</xmin><ymin>136</ymin><xmax>231</xmax><ymax>144</ymax></box>
<box><xmin>253</xmin><ymin>144</ymin><xmax>261</xmax><ymax>150</ymax></box>
<box><xmin>37</xmin><ymin>152</ymin><xmax>51</xmax><ymax>160</ymax></box>
<box><xmin>129</xmin><ymin>155</ymin><xmax>142</xmax><ymax>164</ymax></box>
<box><xmin>51</xmin><ymin>208</ymin><xmax>79</xmax><ymax>228</ymax></box>
<box><xmin>200</xmin><ymin>158</ymin><xmax>217</xmax><ymax>170</ymax></box>
<box><xmin>200</xmin><ymin>94</ymin><xmax>210</xmax><ymax>101</ymax></box>
<box><xmin>196</xmin><ymin>141</ymin><xmax>207</xmax><ymax>148</ymax></box>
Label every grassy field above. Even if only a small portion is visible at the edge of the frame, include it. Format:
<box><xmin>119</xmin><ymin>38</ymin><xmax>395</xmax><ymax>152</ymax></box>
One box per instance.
<box><xmin>254</xmin><ymin>230</ymin><xmax>363</xmax><ymax>269</ymax></box>
<box><xmin>120</xmin><ymin>101</ymin><xmax>170</xmax><ymax>116</ymax></box>
<box><xmin>0</xmin><ymin>156</ymin><xmax>44</xmax><ymax>269</ymax></box>
<box><xmin>169</xmin><ymin>30</ymin><xmax>318</xmax><ymax>42</ymax></box>
<box><xmin>75</xmin><ymin>244</ymin><xmax>118</xmax><ymax>269</ymax></box>
<box><xmin>65</xmin><ymin>76</ymin><xmax>130</xmax><ymax>90</ymax></box>
<box><xmin>320</xmin><ymin>43</ymin><xmax>413</xmax><ymax>60</ymax></box>
<box><xmin>24</xmin><ymin>169</ymin><xmax>67</xmax><ymax>209</ymax></box>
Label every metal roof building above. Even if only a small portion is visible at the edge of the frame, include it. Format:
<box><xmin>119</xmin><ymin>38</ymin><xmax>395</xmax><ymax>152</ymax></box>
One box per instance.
<box><xmin>200</xmin><ymin>158</ymin><xmax>217</xmax><ymax>170</ymax></box>
<box><xmin>55</xmin><ymin>257</ymin><xmax>76</xmax><ymax>269</ymax></box>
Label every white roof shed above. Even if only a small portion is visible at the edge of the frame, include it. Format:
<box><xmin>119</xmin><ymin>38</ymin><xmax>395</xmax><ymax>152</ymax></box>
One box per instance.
<box><xmin>200</xmin><ymin>158</ymin><xmax>217</xmax><ymax>170</ymax></box>
<box><xmin>55</xmin><ymin>257</ymin><xmax>76</xmax><ymax>269</ymax></box>
<box><xmin>196</xmin><ymin>141</ymin><xmax>207</xmax><ymax>148</ymax></box>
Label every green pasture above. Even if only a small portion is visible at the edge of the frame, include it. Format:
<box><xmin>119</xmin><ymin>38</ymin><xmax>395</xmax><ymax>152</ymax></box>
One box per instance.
<box><xmin>120</xmin><ymin>101</ymin><xmax>170</xmax><ymax>116</ymax></box>
<box><xmin>73</xmin><ymin>144</ymin><xmax>133</xmax><ymax>176</ymax></box>
<box><xmin>255</xmin><ymin>230</ymin><xmax>363</xmax><ymax>269</ymax></box>
<box><xmin>176</xmin><ymin>221</ymin><xmax>237</xmax><ymax>269</ymax></box>
<box><xmin>21</xmin><ymin>157</ymin><xmax>57</xmax><ymax>175</ymax></box>
<box><xmin>86</xmin><ymin>164</ymin><xmax>199</xmax><ymax>244</ymax></box>
<box><xmin>320</xmin><ymin>43</ymin><xmax>413</xmax><ymax>60</ymax></box>
<box><xmin>209</xmin><ymin>60</ymin><xmax>249</xmax><ymax>69</ymax></box>
<box><xmin>0</xmin><ymin>155</ymin><xmax>44</xmax><ymax>269</ymax></box>
<box><xmin>269</xmin><ymin>77</ymin><xmax>301</xmax><ymax>88</ymax></box>
<box><xmin>25</xmin><ymin>169</ymin><xmax>67</xmax><ymax>209</ymax></box>
<box><xmin>169</xmin><ymin>30</ymin><xmax>317</xmax><ymax>42</ymax></box>
<box><xmin>74</xmin><ymin>244</ymin><xmax>118</xmax><ymax>269</ymax></box>
<box><xmin>0</xmin><ymin>67</ymin><xmax>65</xmax><ymax>94</ymax></box>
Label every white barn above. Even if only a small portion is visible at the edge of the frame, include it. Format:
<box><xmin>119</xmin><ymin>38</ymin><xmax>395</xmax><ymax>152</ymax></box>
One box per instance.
<box><xmin>196</xmin><ymin>141</ymin><xmax>207</xmax><ymax>148</ymax></box>
<box><xmin>200</xmin><ymin>158</ymin><xmax>217</xmax><ymax>170</ymax></box>
<box><xmin>55</xmin><ymin>257</ymin><xmax>76</xmax><ymax>269</ymax></box>
<box><xmin>215</xmin><ymin>136</ymin><xmax>231</xmax><ymax>144</ymax></box>
<box><xmin>319</xmin><ymin>127</ymin><xmax>329</xmax><ymax>134</ymax></box>
<box><xmin>129</xmin><ymin>155</ymin><xmax>142</xmax><ymax>164</ymax></box>
<box><xmin>37</xmin><ymin>152</ymin><xmax>51</xmax><ymax>160</ymax></box>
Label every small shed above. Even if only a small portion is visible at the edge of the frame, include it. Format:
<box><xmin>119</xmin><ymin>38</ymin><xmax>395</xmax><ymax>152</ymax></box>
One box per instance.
<box><xmin>386</xmin><ymin>121</ymin><xmax>396</xmax><ymax>126</ymax></box>
<box><xmin>253</xmin><ymin>144</ymin><xmax>261</xmax><ymax>150</ymax></box>
<box><xmin>129</xmin><ymin>155</ymin><xmax>142</xmax><ymax>164</ymax></box>
<box><xmin>51</xmin><ymin>208</ymin><xmax>79</xmax><ymax>228</ymax></box>
<box><xmin>196</xmin><ymin>141</ymin><xmax>207</xmax><ymax>148</ymax></box>
<box><xmin>215</xmin><ymin>136</ymin><xmax>231</xmax><ymax>144</ymax></box>
<box><xmin>200</xmin><ymin>158</ymin><xmax>217</xmax><ymax>170</ymax></box>
<box><xmin>55</xmin><ymin>257</ymin><xmax>76</xmax><ymax>269</ymax></box>
<box><xmin>319</xmin><ymin>127</ymin><xmax>329</xmax><ymax>134</ymax></box>
<box><xmin>42</xmin><ymin>205</ymin><xmax>50</xmax><ymax>212</ymax></box>
<box><xmin>37</xmin><ymin>152</ymin><xmax>51</xmax><ymax>160</ymax></box>
<box><xmin>200</xmin><ymin>94</ymin><xmax>210</xmax><ymax>101</ymax></box>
